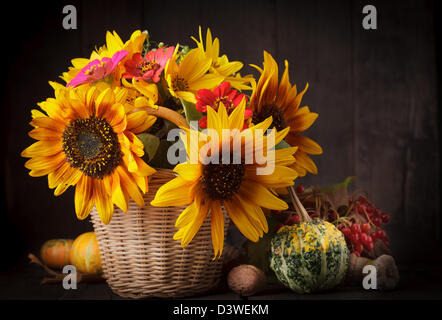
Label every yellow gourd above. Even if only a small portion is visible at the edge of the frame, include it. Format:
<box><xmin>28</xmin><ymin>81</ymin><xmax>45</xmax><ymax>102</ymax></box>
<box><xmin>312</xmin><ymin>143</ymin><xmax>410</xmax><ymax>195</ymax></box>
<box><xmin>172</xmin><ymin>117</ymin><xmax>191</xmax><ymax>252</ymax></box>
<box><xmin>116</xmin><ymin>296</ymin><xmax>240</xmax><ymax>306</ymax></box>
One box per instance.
<box><xmin>69</xmin><ymin>232</ymin><xmax>102</xmax><ymax>275</ymax></box>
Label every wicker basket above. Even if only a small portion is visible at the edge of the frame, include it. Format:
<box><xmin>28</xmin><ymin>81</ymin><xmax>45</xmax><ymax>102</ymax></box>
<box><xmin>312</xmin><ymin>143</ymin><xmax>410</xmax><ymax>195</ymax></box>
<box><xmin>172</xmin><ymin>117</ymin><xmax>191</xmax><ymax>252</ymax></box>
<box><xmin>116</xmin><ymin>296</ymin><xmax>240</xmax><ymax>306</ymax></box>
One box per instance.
<box><xmin>90</xmin><ymin>169</ymin><xmax>228</xmax><ymax>299</ymax></box>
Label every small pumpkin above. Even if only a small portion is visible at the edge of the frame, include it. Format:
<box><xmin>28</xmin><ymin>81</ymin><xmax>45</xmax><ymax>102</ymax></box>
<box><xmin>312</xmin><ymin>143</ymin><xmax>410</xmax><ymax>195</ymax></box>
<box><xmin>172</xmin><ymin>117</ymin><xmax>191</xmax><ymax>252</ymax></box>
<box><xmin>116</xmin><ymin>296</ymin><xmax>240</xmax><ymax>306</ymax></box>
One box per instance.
<box><xmin>40</xmin><ymin>239</ymin><xmax>73</xmax><ymax>269</ymax></box>
<box><xmin>69</xmin><ymin>232</ymin><xmax>102</xmax><ymax>275</ymax></box>
<box><xmin>270</xmin><ymin>219</ymin><xmax>349</xmax><ymax>293</ymax></box>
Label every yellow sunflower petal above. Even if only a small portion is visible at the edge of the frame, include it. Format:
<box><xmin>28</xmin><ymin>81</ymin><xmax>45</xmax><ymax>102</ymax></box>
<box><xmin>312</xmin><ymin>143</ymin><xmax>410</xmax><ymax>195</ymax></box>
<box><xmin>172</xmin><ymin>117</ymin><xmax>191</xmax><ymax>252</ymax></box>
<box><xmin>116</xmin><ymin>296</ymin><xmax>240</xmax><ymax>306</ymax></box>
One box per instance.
<box><xmin>245</xmin><ymin>165</ymin><xmax>297</xmax><ymax>188</ymax></box>
<box><xmin>293</xmin><ymin>150</ymin><xmax>318</xmax><ymax>175</ymax></box>
<box><xmin>291</xmin><ymin>161</ymin><xmax>307</xmax><ymax>177</ymax></box>
<box><xmin>175</xmin><ymin>194</ymin><xmax>210</xmax><ymax>247</ymax></box>
<box><xmin>173</xmin><ymin>162</ymin><xmax>201</xmax><ymax>181</ymax></box>
<box><xmin>29</xmin><ymin>117</ymin><xmax>64</xmax><ymax>133</ymax></box>
<box><xmin>234</xmin><ymin>194</ymin><xmax>266</xmax><ymax>238</ymax></box>
<box><xmin>288</xmin><ymin>108</ymin><xmax>318</xmax><ymax>132</ymax></box>
<box><xmin>175</xmin><ymin>202</ymin><xmax>198</xmax><ymax>228</ymax></box>
<box><xmin>74</xmin><ymin>176</ymin><xmax>94</xmax><ymax>220</ymax></box>
<box><xmin>210</xmin><ymin>202</ymin><xmax>225</xmax><ymax>259</ymax></box>
<box><xmin>228</xmin><ymin>98</ymin><xmax>246</xmax><ymax>130</ymax></box>
<box><xmin>54</xmin><ymin>167</ymin><xmax>82</xmax><ymax>196</ymax></box>
<box><xmin>224</xmin><ymin>198</ymin><xmax>260</xmax><ymax>242</ymax></box>
<box><xmin>31</xmin><ymin>109</ymin><xmax>47</xmax><ymax>119</ymax></box>
<box><xmin>117</xmin><ymin>166</ymin><xmax>144</xmax><ymax>207</ymax></box>
<box><xmin>132</xmin><ymin>174</ymin><xmax>148</xmax><ymax>194</ymax></box>
<box><xmin>285</xmin><ymin>133</ymin><xmax>323</xmax><ymax>155</ymax></box>
<box><xmin>126</xmin><ymin>112</ymin><xmax>156</xmax><ymax>133</ymax></box>
<box><xmin>238</xmin><ymin>180</ymin><xmax>288</xmax><ymax>210</ymax></box>
<box><xmin>133</xmin><ymin>80</ymin><xmax>158</xmax><ymax>102</ymax></box>
<box><xmin>21</xmin><ymin>140</ymin><xmax>62</xmax><ymax>158</ymax></box>
<box><xmin>134</xmin><ymin>156</ymin><xmax>156</xmax><ymax>177</ymax></box>
<box><xmin>94</xmin><ymin>180</ymin><xmax>114</xmax><ymax>224</ymax></box>
<box><xmin>28</xmin><ymin>127</ymin><xmax>62</xmax><ymax>141</ymax></box>
<box><xmin>176</xmin><ymin>91</ymin><xmax>197</xmax><ymax>103</ymax></box>
<box><xmin>95</xmin><ymin>88</ymin><xmax>114</xmax><ymax>118</ymax></box>
<box><xmin>48</xmin><ymin>162</ymin><xmax>71</xmax><ymax>189</ymax></box>
<box><xmin>189</xmin><ymin>73</ymin><xmax>223</xmax><ymax>92</ymax></box>
<box><xmin>206</xmin><ymin>106</ymin><xmax>223</xmax><ymax>137</ymax></box>
<box><xmin>215</xmin><ymin>61</ymin><xmax>243</xmax><ymax>77</ymax></box>
<box><xmin>111</xmin><ymin>172</ymin><xmax>129</xmax><ymax>213</ymax></box>
<box><xmin>24</xmin><ymin>152</ymin><xmax>65</xmax><ymax>171</ymax></box>
<box><xmin>151</xmin><ymin>177</ymin><xmax>194</xmax><ymax>207</ymax></box>
<box><xmin>104</xmin><ymin>103</ymin><xmax>127</xmax><ymax>133</ymax></box>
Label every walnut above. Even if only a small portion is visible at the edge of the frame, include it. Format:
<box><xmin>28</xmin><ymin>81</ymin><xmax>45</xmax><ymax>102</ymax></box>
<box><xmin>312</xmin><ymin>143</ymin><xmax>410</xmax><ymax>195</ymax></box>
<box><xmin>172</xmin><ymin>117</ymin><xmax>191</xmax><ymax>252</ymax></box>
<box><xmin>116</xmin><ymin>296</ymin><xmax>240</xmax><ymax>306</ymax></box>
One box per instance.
<box><xmin>227</xmin><ymin>264</ymin><xmax>267</xmax><ymax>296</ymax></box>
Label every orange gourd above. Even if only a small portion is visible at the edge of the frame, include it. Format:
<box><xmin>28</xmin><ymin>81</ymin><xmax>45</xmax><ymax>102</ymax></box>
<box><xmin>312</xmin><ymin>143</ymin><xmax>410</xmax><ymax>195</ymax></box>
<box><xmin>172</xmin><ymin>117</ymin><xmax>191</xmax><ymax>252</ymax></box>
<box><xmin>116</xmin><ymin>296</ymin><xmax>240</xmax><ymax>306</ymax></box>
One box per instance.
<box><xmin>40</xmin><ymin>239</ymin><xmax>73</xmax><ymax>269</ymax></box>
<box><xmin>69</xmin><ymin>232</ymin><xmax>102</xmax><ymax>275</ymax></box>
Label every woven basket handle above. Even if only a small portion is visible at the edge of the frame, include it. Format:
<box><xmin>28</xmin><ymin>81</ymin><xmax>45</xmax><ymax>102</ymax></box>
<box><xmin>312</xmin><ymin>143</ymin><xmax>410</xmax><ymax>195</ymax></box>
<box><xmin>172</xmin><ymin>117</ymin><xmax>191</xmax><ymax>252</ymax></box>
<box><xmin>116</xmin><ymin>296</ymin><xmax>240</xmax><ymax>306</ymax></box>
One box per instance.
<box><xmin>143</xmin><ymin>105</ymin><xmax>190</xmax><ymax>129</ymax></box>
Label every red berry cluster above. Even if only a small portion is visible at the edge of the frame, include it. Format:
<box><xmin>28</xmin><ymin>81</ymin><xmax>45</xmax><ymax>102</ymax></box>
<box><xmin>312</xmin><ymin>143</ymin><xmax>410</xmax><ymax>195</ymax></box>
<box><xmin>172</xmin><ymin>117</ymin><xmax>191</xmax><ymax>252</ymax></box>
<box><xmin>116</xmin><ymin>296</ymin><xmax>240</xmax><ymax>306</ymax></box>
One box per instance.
<box><xmin>341</xmin><ymin>223</ymin><xmax>373</xmax><ymax>257</ymax></box>
<box><xmin>340</xmin><ymin>196</ymin><xmax>390</xmax><ymax>256</ymax></box>
<box><xmin>355</xmin><ymin>195</ymin><xmax>390</xmax><ymax>226</ymax></box>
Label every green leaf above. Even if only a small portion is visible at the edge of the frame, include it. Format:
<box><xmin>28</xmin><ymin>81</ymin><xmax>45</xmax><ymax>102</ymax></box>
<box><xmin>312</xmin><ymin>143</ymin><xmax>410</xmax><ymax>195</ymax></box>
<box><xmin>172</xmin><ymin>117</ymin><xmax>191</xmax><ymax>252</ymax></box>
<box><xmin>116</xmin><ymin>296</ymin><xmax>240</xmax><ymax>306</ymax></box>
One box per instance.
<box><xmin>147</xmin><ymin>139</ymin><xmax>175</xmax><ymax>169</ymax></box>
<box><xmin>320</xmin><ymin>176</ymin><xmax>356</xmax><ymax>209</ymax></box>
<box><xmin>180</xmin><ymin>98</ymin><xmax>202</xmax><ymax>126</ymax></box>
<box><xmin>274</xmin><ymin>139</ymin><xmax>291</xmax><ymax>150</ymax></box>
<box><xmin>137</xmin><ymin>133</ymin><xmax>160</xmax><ymax>161</ymax></box>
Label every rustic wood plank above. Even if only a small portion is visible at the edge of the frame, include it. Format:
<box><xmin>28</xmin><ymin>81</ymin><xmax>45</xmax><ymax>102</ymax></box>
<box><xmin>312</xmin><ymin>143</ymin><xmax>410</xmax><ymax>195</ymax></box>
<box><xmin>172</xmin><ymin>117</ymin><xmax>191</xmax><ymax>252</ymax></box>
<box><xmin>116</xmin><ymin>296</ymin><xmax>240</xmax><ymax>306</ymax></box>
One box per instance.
<box><xmin>352</xmin><ymin>0</ymin><xmax>439</xmax><ymax>260</ymax></box>
<box><xmin>80</xmin><ymin>0</ymin><xmax>144</xmax><ymax>56</ymax></box>
<box><xmin>402</xmin><ymin>0</ymin><xmax>439</xmax><ymax>243</ymax></box>
<box><xmin>5</xmin><ymin>1</ymin><xmax>89</xmax><ymax>256</ymax></box>
<box><xmin>198</xmin><ymin>0</ymin><xmax>278</xmax><ymax>66</ymax></box>
<box><xmin>142</xmin><ymin>0</ymin><xmax>203</xmax><ymax>47</ymax></box>
<box><xmin>353</xmin><ymin>0</ymin><xmax>412</xmax><ymax>224</ymax></box>
<box><xmin>276</xmin><ymin>0</ymin><xmax>355</xmax><ymax>188</ymax></box>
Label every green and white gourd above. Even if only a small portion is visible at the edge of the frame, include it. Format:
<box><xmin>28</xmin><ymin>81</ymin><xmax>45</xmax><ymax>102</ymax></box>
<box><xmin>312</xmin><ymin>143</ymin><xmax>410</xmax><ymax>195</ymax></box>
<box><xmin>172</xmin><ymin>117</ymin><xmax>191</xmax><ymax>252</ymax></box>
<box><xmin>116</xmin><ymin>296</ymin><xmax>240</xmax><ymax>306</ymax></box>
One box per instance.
<box><xmin>270</xmin><ymin>219</ymin><xmax>349</xmax><ymax>293</ymax></box>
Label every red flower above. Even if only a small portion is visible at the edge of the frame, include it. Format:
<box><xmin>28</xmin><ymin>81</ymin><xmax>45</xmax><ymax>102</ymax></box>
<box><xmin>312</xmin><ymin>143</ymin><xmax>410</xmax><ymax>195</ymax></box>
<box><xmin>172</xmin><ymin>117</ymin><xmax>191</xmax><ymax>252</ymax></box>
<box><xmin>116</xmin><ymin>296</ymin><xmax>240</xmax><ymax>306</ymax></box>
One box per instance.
<box><xmin>123</xmin><ymin>46</ymin><xmax>175</xmax><ymax>83</ymax></box>
<box><xmin>196</xmin><ymin>82</ymin><xmax>252</xmax><ymax>129</ymax></box>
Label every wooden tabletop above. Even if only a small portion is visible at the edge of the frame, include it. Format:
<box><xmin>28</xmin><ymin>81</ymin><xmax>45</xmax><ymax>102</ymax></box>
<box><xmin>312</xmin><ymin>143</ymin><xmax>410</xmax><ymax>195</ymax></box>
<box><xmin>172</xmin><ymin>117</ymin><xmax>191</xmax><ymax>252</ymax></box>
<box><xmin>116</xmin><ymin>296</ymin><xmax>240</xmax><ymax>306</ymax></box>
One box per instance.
<box><xmin>1</xmin><ymin>262</ymin><xmax>441</xmax><ymax>300</ymax></box>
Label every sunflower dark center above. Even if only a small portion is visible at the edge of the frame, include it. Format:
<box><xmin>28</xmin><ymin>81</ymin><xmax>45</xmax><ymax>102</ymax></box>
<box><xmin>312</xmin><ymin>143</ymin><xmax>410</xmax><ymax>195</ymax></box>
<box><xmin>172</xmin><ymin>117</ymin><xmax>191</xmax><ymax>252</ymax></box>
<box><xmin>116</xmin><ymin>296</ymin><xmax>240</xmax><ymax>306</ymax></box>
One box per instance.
<box><xmin>62</xmin><ymin>117</ymin><xmax>122</xmax><ymax>179</ymax></box>
<box><xmin>201</xmin><ymin>157</ymin><xmax>246</xmax><ymax>201</ymax></box>
<box><xmin>252</xmin><ymin>104</ymin><xmax>286</xmax><ymax>131</ymax></box>
<box><xmin>77</xmin><ymin>131</ymin><xmax>102</xmax><ymax>159</ymax></box>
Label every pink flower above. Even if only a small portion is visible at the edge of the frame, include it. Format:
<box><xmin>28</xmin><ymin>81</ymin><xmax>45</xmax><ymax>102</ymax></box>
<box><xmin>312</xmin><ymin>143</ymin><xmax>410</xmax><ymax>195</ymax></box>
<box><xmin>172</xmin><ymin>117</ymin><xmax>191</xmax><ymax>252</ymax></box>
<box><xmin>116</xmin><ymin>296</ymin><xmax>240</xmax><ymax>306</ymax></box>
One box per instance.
<box><xmin>123</xmin><ymin>46</ymin><xmax>175</xmax><ymax>83</ymax></box>
<box><xmin>67</xmin><ymin>50</ymin><xmax>129</xmax><ymax>87</ymax></box>
<box><xmin>196</xmin><ymin>82</ymin><xmax>252</xmax><ymax>129</ymax></box>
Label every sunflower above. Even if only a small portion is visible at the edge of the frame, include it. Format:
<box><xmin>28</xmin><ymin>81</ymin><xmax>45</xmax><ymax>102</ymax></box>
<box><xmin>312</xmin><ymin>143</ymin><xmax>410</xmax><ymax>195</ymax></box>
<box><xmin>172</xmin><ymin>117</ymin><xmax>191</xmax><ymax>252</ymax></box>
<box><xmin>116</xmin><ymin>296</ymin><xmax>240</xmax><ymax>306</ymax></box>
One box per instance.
<box><xmin>192</xmin><ymin>27</ymin><xmax>253</xmax><ymax>91</ymax></box>
<box><xmin>164</xmin><ymin>46</ymin><xmax>224</xmax><ymax>103</ymax></box>
<box><xmin>151</xmin><ymin>100</ymin><xmax>298</xmax><ymax>258</ymax></box>
<box><xmin>250</xmin><ymin>51</ymin><xmax>323</xmax><ymax>177</ymax></box>
<box><xmin>21</xmin><ymin>85</ymin><xmax>157</xmax><ymax>224</ymax></box>
<box><xmin>61</xmin><ymin>30</ymin><xmax>146</xmax><ymax>85</ymax></box>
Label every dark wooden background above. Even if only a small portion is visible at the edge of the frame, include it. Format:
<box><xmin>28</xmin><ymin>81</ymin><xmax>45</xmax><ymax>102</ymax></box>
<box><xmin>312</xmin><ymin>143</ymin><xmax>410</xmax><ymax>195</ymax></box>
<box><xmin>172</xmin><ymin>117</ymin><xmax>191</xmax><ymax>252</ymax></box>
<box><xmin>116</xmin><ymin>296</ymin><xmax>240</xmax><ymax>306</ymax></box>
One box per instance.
<box><xmin>1</xmin><ymin>0</ymin><xmax>440</xmax><ymax>270</ymax></box>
